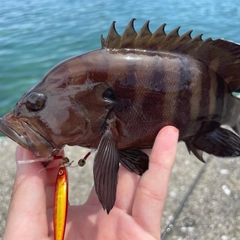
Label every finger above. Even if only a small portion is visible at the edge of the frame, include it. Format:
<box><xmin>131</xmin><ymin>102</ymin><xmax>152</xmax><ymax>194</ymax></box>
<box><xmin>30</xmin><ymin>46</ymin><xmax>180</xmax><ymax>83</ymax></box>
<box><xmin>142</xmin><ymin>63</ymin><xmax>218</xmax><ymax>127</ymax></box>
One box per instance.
<box><xmin>86</xmin><ymin>166</ymin><xmax>141</xmax><ymax>214</ymax></box>
<box><xmin>132</xmin><ymin>126</ymin><xmax>179</xmax><ymax>239</ymax></box>
<box><xmin>114</xmin><ymin>166</ymin><xmax>140</xmax><ymax>214</ymax></box>
<box><xmin>85</xmin><ymin>186</ymin><xmax>100</xmax><ymax>206</ymax></box>
<box><xmin>3</xmin><ymin>146</ymin><xmax>49</xmax><ymax>239</ymax></box>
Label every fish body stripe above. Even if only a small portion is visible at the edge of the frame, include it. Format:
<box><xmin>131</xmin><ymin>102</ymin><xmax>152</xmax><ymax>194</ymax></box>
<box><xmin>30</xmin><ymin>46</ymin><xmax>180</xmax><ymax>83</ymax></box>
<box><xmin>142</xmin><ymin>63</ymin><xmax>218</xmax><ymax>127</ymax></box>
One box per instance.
<box><xmin>199</xmin><ymin>66</ymin><xmax>211</xmax><ymax>121</ymax></box>
<box><xmin>173</xmin><ymin>57</ymin><xmax>192</xmax><ymax>135</ymax></box>
<box><xmin>141</xmin><ymin>68</ymin><xmax>167</xmax><ymax>123</ymax></box>
<box><xmin>214</xmin><ymin>74</ymin><xmax>225</xmax><ymax>120</ymax></box>
<box><xmin>208</xmin><ymin>69</ymin><xmax>218</xmax><ymax>120</ymax></box>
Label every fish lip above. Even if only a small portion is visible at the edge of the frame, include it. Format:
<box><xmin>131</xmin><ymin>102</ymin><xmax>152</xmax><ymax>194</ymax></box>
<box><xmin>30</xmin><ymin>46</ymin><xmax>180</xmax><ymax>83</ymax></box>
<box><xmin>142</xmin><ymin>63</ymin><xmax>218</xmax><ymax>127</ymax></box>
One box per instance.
<box><xmin>0</xmin><ymin>118</ymin><xmax>29</xmax><ymax>148</ymax></box>
<box><xmin>0</xmin><ymin>117</ymin><xmax>54</xmax><ymax>158</ymax></box>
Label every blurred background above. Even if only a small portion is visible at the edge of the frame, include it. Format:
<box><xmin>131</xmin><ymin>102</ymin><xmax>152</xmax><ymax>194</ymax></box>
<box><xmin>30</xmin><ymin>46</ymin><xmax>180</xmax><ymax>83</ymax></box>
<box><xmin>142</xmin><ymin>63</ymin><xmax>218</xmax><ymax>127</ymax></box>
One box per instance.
<box><xmin>1</xmin><ymin>0</ymin><xmax>240</xmax><ymax>239</ymax></box>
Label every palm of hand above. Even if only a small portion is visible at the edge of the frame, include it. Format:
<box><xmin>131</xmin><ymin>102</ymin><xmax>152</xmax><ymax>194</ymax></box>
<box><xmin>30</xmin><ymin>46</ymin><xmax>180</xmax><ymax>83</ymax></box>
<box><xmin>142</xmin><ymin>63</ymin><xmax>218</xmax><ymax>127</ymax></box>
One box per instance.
<box><xmin>3</xmin><ymin>126</ymin><xmax>178</xmax><ymax>240</ymax></box>
<box><xmin>65</xmin><ymin>166</ymin><xmax>160</xmax><ymax>240</ymax></box>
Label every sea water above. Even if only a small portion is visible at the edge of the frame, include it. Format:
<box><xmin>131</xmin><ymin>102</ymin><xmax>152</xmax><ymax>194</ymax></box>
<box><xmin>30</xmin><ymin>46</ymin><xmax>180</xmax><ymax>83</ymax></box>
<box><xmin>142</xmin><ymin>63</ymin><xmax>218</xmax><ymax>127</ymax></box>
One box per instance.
<box><xmin>0</xmin><ymin>0</ymin><xmax>240</xmax><ymax>118</ymax></box>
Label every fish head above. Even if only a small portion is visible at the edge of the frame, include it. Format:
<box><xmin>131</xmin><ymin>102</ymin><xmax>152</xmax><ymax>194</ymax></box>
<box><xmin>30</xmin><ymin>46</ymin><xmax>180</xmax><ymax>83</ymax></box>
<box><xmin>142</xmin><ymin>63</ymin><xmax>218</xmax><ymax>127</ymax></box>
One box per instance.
<box><xmin>0</xmin><ymin>52</ymin><xmax>117</xmax><ymax>157</ymax></box>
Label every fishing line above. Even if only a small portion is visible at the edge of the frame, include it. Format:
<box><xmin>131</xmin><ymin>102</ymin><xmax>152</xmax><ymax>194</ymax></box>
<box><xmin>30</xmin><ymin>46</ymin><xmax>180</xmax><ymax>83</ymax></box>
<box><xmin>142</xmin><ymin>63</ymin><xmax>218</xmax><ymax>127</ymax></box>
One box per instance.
<box><xmin>161</xmin><ymin>156</ymin><xmax>212</xmax><ymax>240</ymax></box>
<box><xmin>17</xmin><ymin>157</ymin><xmax>53</xmax><ymax>164</ymax></box>
<box><xmin>17</xmin><ymin>150</ymin><xmax>92</xmax><ymax>168</ymax></box>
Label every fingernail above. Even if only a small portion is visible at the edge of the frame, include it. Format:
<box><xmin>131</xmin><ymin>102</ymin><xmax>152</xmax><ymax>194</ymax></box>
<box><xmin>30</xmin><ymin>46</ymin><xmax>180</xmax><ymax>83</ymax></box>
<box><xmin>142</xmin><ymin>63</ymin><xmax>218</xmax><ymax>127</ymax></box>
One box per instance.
<box><xmin>169</xmin><ymin>126</ymin><xmax>179</xmax><ymax>136</ymax></box>
<box><xmin>162</xmin><ymin>126</ymin><xmax>179</xmax><ymax>136</ymax></box>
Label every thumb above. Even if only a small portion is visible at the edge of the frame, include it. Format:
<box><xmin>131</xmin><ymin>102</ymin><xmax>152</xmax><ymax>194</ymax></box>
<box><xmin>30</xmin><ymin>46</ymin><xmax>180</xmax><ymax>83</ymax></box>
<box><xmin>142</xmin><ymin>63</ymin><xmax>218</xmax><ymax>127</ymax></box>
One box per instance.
<box><xmin>3</xmin><ymin>146</ymin><xmax>49</xmax><ymax>239</ymax></box>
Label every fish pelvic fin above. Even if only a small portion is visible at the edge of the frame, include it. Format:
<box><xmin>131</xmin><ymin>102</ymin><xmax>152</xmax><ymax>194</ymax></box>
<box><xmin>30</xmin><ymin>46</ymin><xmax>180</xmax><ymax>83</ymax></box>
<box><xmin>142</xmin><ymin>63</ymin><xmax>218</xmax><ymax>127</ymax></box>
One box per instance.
<box><xmin>119</xmin><ymin>148</ymin><xmax>149</xmax><ymax>175</ymax></box>
<box><xmin>93</xmin><ymin>128</ymin><xmax>119</xmax><ymax>214</ymax></box>
<box><xmin>101</xmin><ymin>19</ymin><xmax>240</xmax><ymax>92</ymax></box>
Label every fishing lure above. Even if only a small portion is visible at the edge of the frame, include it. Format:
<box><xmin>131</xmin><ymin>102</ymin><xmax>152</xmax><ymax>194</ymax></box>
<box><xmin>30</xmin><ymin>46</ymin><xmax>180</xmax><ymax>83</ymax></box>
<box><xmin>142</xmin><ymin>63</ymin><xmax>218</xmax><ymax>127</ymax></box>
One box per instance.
<box><xmin>53</xmin><ymin>154</ymin><xmax>88</xmax><ymax>239</ymax></box>
<box><xmin>53</xmin><ymin>157</ymin><xmax>69</xmax><ymax>240</ymax></box>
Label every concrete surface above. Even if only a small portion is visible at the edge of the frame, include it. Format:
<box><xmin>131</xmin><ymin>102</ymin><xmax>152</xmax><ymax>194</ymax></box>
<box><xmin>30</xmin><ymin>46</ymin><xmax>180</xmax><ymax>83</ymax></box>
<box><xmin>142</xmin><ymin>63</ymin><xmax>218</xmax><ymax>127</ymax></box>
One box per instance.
<box><xmin>0</xmin><ymin>136</ymin><xmax>240</xmax><ymax>239</ymax></box>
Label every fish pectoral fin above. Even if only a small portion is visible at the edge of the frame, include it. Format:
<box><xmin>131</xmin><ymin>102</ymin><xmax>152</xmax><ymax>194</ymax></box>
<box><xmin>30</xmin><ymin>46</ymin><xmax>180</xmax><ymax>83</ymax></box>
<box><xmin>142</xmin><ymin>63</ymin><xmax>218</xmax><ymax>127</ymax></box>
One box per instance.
<box><xmin>93</xmin><ymin>128</ymin><xmax>119</xmax><ymax>214</ymax></box>
<box><xmin>193</xmin><ymin>127</ymin><xmax>240</xmax><ymax>157</ymax></box>
<box><xmin>185</xmin><ymin>141</ymin><xmax>205</xmax><ymax>163</ymax></box>
<box><xmin>119</xmin><ymin>148</ymin><xmax>149</xmax><ymax>175</ymax></box>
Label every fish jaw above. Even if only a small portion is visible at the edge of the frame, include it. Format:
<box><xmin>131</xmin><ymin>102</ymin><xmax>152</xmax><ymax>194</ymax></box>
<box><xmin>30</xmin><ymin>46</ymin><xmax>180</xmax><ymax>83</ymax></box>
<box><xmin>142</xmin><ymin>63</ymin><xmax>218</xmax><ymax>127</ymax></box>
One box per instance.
<box><xmin>0</xmin><ymin>115</ymin><xmax>55</xmax><ymax>158</ymax></box>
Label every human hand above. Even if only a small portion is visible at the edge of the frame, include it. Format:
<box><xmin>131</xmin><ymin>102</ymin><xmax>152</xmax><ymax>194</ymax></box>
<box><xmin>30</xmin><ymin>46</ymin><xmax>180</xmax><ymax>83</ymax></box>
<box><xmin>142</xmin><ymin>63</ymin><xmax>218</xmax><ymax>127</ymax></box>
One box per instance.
<box><xmin>3</xmin><ymin>126</ymin><xmax>179</xmax><ymax>240</ymax></box>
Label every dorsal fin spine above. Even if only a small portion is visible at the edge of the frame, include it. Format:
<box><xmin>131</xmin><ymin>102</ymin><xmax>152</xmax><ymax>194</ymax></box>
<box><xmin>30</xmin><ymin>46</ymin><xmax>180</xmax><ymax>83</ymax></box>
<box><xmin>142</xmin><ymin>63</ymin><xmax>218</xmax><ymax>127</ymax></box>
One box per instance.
<box><xmin>102</xmin><ymin>19</ymin><xmax>240</xmax><ymax>92</ymax></box>
<box><xmin>103</xmin><ymin>21</ymin><xmax>121</xmax><ymax>49</ymax></box>
<box><xmin>134</xmin><ymin>20</ymin><xmax>152</xmax><ymax>48</ymax></box>
<box><xmin>119</xmin><ymin>19</ymin><xmax>137</xmax><ymax>48</ymax></box>
<box><xmin>166</xmin><ymin>26</ymin><xmax>180</xmax><ymax>39</ymax></box>
<box><xmin>101</xmin><ymin>35</ymin><xmax>106</xmax><ymax>48</ymax></box>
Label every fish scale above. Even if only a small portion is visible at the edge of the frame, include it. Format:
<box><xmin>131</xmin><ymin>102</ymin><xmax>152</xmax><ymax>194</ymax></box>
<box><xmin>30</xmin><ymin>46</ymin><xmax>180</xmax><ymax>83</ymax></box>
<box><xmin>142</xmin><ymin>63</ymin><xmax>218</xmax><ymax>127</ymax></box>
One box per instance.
<box><xmin>1</xmin><ymin>19</ymin><xmax>240</xmax><ymax>213</ymax></box>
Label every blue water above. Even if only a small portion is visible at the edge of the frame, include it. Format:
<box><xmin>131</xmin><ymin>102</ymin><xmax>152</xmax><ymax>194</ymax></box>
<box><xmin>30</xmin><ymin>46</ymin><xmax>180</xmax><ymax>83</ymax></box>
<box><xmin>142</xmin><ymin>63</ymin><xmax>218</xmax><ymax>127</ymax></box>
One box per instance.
<box><xmin>0</xmin><ymin>0</ymin><xmax>240</xmax><ymax>118</ymax></box>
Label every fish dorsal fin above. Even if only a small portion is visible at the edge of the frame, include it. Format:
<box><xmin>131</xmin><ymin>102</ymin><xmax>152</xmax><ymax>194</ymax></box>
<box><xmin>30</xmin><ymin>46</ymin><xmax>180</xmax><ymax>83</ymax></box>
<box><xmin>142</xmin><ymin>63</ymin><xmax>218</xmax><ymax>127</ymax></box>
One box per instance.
<box><xmin>101</xmin><ymin>19</ymin><xmax>240</xmax><ymax>92</ymax></box>
<box><xmin>119</xmin><ymin>18</ymin><xmax>137</xmax><ymax>48</ymax></box>
<box><xmin>100</xmin><ymin>19</ymin><xmax>206</xmax><ymax>51</ymax></box>
<box><xmin>101</xmin><ymin>21</ymin><xmax>121</xmax><ymax>49</ymax></box>
<box><xmin>196</xmin><ymin>39</ymin><xmax>240</xmax><ymax>92</ymax></box>
<box><xmin>134</xmin><ymin>20</ymin><xmax>152</xmax><ymax>48</ymax></box>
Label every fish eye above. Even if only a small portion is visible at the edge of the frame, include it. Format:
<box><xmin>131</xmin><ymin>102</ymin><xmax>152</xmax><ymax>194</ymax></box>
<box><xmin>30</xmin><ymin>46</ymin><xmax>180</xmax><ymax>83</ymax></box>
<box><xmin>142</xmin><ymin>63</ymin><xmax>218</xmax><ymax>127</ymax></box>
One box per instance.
<box><xmin>26</xmin><ymin>92</ymin><xmax>46</xmax><ymax>112</ymax></box>
<box><xmin>102</xmin><ymin>88</ymin><xmax>116</xmax><ymax>102</ymax></box>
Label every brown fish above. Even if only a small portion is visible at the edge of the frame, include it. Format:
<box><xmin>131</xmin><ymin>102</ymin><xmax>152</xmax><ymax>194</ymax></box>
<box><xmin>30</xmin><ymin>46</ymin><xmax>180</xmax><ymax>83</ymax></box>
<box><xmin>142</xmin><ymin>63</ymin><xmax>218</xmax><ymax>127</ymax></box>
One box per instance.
<box><xmin>1</xmin><ymin>19</ymin><xmax>240</xmax><ymax>213</ymax></box>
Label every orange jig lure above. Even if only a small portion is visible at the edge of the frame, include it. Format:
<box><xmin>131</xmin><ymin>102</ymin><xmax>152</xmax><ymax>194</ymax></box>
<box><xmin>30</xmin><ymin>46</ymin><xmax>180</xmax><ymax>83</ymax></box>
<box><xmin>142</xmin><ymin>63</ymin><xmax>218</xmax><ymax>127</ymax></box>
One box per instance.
<box><xmin>53</xmin><ymin>158</ymin><xmax>69</xmax><ymax>240</ymax></box>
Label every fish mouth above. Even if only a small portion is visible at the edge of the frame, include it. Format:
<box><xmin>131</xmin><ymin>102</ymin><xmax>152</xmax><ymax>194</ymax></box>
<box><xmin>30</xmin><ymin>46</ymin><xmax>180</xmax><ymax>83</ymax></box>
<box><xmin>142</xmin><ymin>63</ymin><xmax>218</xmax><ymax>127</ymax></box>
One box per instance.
<box><xmin>0</xmin><ymin>117</ymin><xmax>54</xmax><ymax>158</ymax></box>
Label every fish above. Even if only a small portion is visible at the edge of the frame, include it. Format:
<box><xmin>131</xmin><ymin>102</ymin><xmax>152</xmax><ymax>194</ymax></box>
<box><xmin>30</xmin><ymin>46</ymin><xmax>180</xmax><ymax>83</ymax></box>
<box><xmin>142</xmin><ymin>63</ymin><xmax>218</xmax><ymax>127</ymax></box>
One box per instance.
<box><xmin>54</xmin><ymin>158</ymin><xmax>69</xmax><ymax>240</ymax></box>
<box><xmin>1</xmin><ymin>19</ymin><xmax>240</xmax><ymax>213</ymax></box>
